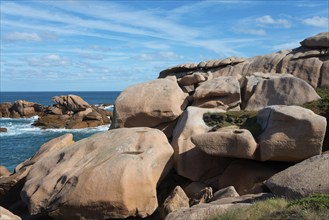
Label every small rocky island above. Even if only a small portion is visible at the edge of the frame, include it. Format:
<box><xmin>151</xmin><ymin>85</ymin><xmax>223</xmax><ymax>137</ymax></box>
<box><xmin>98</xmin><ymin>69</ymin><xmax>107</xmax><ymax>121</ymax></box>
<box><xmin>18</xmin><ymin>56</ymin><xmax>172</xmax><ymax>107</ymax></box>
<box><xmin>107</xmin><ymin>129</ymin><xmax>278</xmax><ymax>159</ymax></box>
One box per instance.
<box><xmin>0</xmin><ymin>32</ymin><xmax>328</xmax><ymax>219</ymax></box>
<box><xmin>0</xmin><ymin>95</ymin><xmax>112</xmax><ymax>129</ymax></box>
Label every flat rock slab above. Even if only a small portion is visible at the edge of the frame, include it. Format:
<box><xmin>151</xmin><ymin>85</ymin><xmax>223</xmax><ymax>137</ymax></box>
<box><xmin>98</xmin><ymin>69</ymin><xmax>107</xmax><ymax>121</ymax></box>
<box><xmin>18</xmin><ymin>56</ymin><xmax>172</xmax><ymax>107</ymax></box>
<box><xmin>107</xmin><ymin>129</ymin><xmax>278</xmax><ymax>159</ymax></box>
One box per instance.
<box><xmin>265</xmin><ymin>154</ymin><xmax>329</xmax><ymax>199</ymax></box>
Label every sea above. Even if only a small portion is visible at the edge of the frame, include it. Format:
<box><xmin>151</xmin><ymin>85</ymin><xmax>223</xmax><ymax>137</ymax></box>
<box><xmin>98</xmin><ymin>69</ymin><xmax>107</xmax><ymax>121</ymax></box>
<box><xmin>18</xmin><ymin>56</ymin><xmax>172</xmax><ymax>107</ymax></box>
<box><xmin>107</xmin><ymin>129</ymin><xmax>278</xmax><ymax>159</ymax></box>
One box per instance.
<box><xmin>0</xmin><ymin>91</ymin><xmax>121</xmax><ymax>172</ymax></box>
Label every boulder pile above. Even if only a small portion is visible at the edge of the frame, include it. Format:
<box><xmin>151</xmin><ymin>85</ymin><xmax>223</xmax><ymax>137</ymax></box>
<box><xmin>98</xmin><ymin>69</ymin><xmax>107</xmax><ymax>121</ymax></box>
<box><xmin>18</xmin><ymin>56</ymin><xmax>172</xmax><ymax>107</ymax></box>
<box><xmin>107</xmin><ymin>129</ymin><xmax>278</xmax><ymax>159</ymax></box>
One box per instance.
<box><xmin>33</xmin><ymin>95</ymin><xmax>111</xmax><ymax>129</ymax></box>
<box><xmin>1</xmin><ymin>32</ymin><xmax>328</xmax><ymax>219</ymax></box>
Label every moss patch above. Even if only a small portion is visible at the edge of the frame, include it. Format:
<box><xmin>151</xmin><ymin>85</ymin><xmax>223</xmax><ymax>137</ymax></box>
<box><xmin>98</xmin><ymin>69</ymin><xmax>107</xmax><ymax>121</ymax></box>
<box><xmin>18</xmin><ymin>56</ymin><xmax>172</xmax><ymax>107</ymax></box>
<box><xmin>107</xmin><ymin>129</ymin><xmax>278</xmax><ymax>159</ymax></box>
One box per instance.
<box><xmin>303</xmin><ymin>88</ymin><xmax>329</xmax><ymax>152</ymax></box>
<box><xmin>203</xmin><ymin>111</ymin><xmax>262</xmax><ymax>138</ymax></box>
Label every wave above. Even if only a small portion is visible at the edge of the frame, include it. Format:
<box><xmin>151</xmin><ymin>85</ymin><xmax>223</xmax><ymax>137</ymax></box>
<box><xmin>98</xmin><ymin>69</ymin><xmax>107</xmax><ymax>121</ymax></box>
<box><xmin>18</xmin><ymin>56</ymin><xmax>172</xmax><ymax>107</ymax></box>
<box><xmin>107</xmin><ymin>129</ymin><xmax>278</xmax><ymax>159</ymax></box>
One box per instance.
<box><xmin>0</xmin><ymin>117</ymin><xmax>109</xmax><ymax>137</ymax></box>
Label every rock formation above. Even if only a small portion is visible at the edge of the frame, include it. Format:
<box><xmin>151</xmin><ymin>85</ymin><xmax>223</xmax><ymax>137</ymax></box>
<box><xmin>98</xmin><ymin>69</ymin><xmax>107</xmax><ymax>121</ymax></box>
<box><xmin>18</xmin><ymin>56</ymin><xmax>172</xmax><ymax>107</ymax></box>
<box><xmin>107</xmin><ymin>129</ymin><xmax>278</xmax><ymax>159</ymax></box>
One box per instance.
<box><xmin>33</xmin><ymin>95</ymin><xmax>111</xmax><ymax>129</ymax></box>
<box><xmin>1</xmin><ymin>32</ymin><xmax>329</xmax><ymax>219</ymax></box>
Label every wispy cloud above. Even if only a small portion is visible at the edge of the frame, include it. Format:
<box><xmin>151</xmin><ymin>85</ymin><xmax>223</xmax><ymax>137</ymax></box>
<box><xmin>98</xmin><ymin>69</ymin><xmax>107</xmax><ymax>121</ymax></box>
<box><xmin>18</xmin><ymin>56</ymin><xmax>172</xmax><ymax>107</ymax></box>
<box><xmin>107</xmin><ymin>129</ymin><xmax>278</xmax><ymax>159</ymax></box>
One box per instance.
<box><xmin>272</xmin><ymin>41</ymin><xmax>300</xmax><ymax>51</ymax></box>
<box><xmin>133</xmin><ymin>51</ymin><xmax>184</xmax><ymax>61</ymax></box>
<box><xmin>233</xmin><ymin>28</ymin><xmax>266</xmax><ymax>36</ymax></box>
<box><xmin>256</xmin><ymin>15</ymin><xmax>291</xmax><ymax>28</ymax></box>
<box><xmin>27</xmin><ymin>54</ymin><xmax>71</xmax><ymax>67</ymax></box>
<box><xmin>302</xmin><ymin>16</ymin><xmax>329</xmax><ymax>28</ymax></box>
<box><xmin>2</xmin><ymin>32</ymin><xmax>42</xmax><ymax>42</ymax></box>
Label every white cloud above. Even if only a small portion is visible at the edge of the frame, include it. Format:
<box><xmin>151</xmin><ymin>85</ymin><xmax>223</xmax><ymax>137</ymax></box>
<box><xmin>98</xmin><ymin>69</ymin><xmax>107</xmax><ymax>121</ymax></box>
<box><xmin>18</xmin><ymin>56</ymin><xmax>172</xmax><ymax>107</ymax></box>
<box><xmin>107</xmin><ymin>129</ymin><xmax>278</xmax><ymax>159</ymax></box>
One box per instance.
<box><xmin>302</xmin><ymin>16</ymin><xmax>329</xmax><ymax>28</ymax></box>
<box><xmin>2</xmin><ymin>32</ymin><xmax>42</xmax><ymax>42</ymax></box>
<box><xmin>233</xmin><ymin>28</ymin><xmax>266</xmax><ymax>36</ymax></box>
<box><xmin>256</xmin><ymin>15</ymin><xmax>291</xmax><ymax>28</ymax></box>
<box><xmin>133</xmin><ymin>51</ymin><xmax>183</xmax><ymax>61</ymax></box>
<box><xmin>27</xmin><ymin>54</ymin><xmax>71</xmax><ymax>66</ymax></box>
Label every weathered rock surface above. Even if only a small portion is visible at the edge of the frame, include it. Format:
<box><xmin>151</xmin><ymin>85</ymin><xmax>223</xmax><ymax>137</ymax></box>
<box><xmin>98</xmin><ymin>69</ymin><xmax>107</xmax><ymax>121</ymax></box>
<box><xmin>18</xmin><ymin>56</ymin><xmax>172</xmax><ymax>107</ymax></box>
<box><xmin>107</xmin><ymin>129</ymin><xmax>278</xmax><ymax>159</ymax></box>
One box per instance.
<box><xmin>192</xmin><ymin>77</ymin><xmax>241</xmax><ymax>110</ymax></box>
<box><xmin>210</xmin><ymin>186</ymin><xmax>239</xmax><ymax>202</ymax></box>
<box><xmin>0</xmin><ymin>206</ymin><xmax>22</xmax><ymax>220</ymax></box>
<box><xmin>111</xmin><ymin>77</ymin><xmax>188</xmax><ymax>132</ymax></box>
<box><xmin>265</xmin><ymin>154</ymin><xmax>329</xmax><ymax>199</ymax></box>
<box><xmin>178</xmin><ymin>72</ymin><xmax>207</xmax><ymax>86</ymax></box>
<box><xmin>158</xmin><ymin>33</ymin><xmax>329</xmax><ymax>89</ymax></box>
<box><xmin>0</xmin><ymin>166</ymin><xmax>10</xmax><ymax>178</ymax></box>
<box><xmin>52</xmin><ymin>95</ymin><xmax>90</xmax><ymax>112</ymax></box>
<box><xmin>0</xmin><ymin>134</ymin><xmax>74</xmax><ymax>211</ymax></box>
<box><xmin>257</xmin><ymin>105</ymin><xmax>327</xmax><ymax>162</ymax></box>
<box><xmin>244</xmin><ymin>76</ymin><xmax>319</xmax><ymax>110</ymax></box>
<box><xmin>300</xmin><ymin>32</ymin><xmax>329</xmax><ymax>48</ymax></box>
<box><xmin>21</xmin><ymin>128</ymin><xmax>173</xmax><ymax>219</ymax></box>
<box><xmin>32</xmin><ymin>95</ymin><xmax>111</xmax><ymax>129</ymax></box>
<box><xmin>171</xmin><ymin>106</ymin><xmax>232</xmax><ymax>181</ymax></box>
<box><xmin>0</xmin><ymin>101</ymin><xmax>45</xmax><ymax>118</ymax></box>
<box><xmin>166</xmin><ymin>193</ymin><xmax>272</xmax><ymax>220</ymax></box>
<box><xmin>159</xmin><ymin>186</ymin><xmax>189</xmax><ymax>219</ymax></box>
<box><xmin>191</xmin><ymin>129</ymin><xmax>258</xmax><ymax>159</ymax></box>
<box><xmin>218</xmin><ymin>159</ymin><xmax>282</xmax><ymax>195</ymax></box>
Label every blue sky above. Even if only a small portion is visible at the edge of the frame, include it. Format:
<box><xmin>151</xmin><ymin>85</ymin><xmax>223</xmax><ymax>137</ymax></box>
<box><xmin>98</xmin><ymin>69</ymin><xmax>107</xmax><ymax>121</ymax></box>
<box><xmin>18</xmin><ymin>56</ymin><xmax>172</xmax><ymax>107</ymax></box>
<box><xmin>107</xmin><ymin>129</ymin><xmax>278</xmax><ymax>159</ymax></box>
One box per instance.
<box><xmin>1</xmin><ymin>0</ymin><xmax>328</xmax><ymax>91</ymax></box>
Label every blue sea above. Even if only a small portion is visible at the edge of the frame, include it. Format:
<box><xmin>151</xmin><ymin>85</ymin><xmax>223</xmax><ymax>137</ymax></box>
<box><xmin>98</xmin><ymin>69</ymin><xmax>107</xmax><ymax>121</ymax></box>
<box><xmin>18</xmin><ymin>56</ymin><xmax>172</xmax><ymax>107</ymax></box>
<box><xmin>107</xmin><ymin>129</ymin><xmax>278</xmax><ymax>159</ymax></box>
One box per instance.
<box><xmin>0</xmin><ymin>91</ymin><xmax>121</xmax><ymax>172</ymax></box>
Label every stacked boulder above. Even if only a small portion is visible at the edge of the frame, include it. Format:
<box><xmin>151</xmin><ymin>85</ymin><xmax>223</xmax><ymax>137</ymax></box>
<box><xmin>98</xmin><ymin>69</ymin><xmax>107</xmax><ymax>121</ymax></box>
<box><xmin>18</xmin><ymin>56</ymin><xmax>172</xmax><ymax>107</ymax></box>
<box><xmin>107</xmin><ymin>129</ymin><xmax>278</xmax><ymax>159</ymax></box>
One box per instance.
<box><xmin>1</xmin><ymin>32</ymin><xmax>328</xmax><ymax>220</ymax></box>
<box><xmin>0</xmin><ymin>100</ymin><xmax>45</xmax><ymax>118</ymax></box>
<box><xmin>33</xmin><ymin>94</ymin><xmax>111</xmax><ymax>129</ymax></box>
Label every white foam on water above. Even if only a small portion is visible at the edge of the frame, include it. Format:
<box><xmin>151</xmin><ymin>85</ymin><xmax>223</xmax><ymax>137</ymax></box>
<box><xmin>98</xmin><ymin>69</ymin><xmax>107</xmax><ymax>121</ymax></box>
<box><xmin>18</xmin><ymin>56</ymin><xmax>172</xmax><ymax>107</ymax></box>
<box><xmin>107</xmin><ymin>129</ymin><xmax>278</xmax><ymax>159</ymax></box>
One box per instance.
<box><xmin>0</xmin><ymin>117</ymin><xmax>109</xmax><ymax>137</ymax></box>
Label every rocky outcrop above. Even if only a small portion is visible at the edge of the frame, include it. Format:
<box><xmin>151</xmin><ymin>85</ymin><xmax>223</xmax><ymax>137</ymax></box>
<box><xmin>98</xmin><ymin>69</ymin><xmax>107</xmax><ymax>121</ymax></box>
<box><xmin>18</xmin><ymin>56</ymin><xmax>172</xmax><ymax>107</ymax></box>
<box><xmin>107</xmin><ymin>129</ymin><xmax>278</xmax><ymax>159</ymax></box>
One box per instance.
<box><xmin>171</xmin><ymin>106</ymin><xmax>232</xmax><ymax>181</ymax></box>
<box><xmin>0</xmin><ymin>128</ymin><xmax>7</xmax><ymax>133</ymax></box>
<box><xmin>33</xmin><ymin>95</ymin><xmax>110</xmax><ymax>129</ymax></box>
<box><xmin>300</xmin><ymin>32</ymin><xmax>329</xmax><ymax>49</ymax></box>
<box><xmin>0</xmin><ymin>101</ymin><xmax>45</xmax><ymax>118</ymax></box>
<box><xmin>191</xmin><ymin>129</ymin><xmax>258</xmax><ymax>160</ymax></box>
<box><xmin>192</xmin><ymin>77</ymin><xmax>241</xmax><ymax>110</ymax></box>
<box><xmin>21</xmin><ymin>128</ymin><xmax>173</xmax><ymax>219</ymax></box>
<box><xmin>159</xmin><ymin>33</ymin><xmax>329</xmax><ymax>90</ymax></box>
<box><xmin>52</xmin><ymin>95</ymin><xmax>90</xmax><ymax>112</ymax></box>
<box><xmin>257</xmin><ymin>105</ymin><xmax>327</xmax><ymax>162</ymax></box>
<box><xmin>111</xmin><ymin>77</ymin><xmax>188</xmax><ymax>137</ymax></box>
<box><xmin>265</xmin><ymin>154</ymin><xmax>329</xmax><ymax>199</ymax></box>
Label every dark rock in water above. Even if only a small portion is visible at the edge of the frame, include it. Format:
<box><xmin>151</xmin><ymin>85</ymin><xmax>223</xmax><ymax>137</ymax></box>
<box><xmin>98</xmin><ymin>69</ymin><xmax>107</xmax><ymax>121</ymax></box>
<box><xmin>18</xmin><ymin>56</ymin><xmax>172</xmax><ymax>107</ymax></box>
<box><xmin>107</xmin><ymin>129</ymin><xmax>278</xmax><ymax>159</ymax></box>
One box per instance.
<box><xmin>0</xmin><ymin>127</ymin><xmax>7</xmax><ymax>132</ymax></box>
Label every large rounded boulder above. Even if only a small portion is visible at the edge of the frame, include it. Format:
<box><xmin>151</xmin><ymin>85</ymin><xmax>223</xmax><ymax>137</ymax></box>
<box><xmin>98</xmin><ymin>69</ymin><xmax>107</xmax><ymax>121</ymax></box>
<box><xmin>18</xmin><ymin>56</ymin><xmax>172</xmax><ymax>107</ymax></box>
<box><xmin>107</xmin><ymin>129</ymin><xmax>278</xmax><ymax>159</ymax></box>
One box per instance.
<box><xmin>21</xmin><ymin>128</ymin><xmax>174</xmax><ymax>219</ymax></box>
<box><xmin>111</xmin><ymin>77</ymin><xmax>188</xmax><ymax>133</ymax></box>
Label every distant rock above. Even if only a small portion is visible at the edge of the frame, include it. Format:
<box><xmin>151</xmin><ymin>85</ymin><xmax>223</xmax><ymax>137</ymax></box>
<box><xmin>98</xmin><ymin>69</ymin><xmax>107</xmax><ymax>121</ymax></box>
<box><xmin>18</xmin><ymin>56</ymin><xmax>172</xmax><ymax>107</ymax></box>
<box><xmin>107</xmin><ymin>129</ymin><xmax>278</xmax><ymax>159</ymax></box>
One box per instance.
<box><xmin>0</xmin><ymin>128</ymin><xmax>7</xmax><ymax>132</ymax></box>
<box><xmin>0</xmin><ymin>100</ymin><xmax>45</xmax><ymax>118</ymax></box>
<box><xmin>257</xmin><ymin>105</ymin><xmax>326</xmax><ymax>162</ymax></box>
<box><xmin>300</xmin><ymin>32</ymin><xmax>329</xmax><ymax>48</ymax></box>
<box><xmin>265</xmin><ymin>154</ymin><xmax>329</xmax><ymax>199</ymax></box>
<box><xmin>52</xmin><ymin>94</ymin><xmax>90</xmax><ymax>112</ymax></box>
<box><xmin>21</xmin><ymin>128</ymin><xmax>173</xmax><ymax>219</ymax></box>
<box><xmin>34</xmin><ymin>95</ymin><xmax>110</xmax><ymax>129</ymax></box>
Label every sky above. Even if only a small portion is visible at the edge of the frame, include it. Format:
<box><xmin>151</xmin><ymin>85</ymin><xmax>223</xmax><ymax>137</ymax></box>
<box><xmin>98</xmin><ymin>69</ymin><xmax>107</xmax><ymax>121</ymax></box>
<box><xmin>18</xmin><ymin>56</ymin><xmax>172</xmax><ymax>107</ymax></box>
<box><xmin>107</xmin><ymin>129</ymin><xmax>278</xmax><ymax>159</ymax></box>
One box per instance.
<box><xmin>0</xmin><ymin>0</ymin><xmax>328</xmax><ymax>91</ymax></box>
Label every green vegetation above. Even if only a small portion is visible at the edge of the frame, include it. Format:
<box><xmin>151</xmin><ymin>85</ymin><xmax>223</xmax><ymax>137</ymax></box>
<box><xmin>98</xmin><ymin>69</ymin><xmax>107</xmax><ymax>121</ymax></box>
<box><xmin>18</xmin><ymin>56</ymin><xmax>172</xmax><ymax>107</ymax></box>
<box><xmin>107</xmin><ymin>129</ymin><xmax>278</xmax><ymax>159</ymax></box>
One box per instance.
<box><xmin>303</xmin><ymin>88</ymin><xmax>329</xmax><ymax>151</ymax></box>
<box><xmin>203</xmin><ymin>111</ymin><xmax>262</xmax><ymax>138</ymax></box>
<box><xmin>209</xmin><ymin>194</ymin><xmax>329</xmax><ymax>220</ymax></box>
